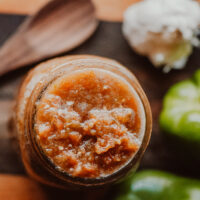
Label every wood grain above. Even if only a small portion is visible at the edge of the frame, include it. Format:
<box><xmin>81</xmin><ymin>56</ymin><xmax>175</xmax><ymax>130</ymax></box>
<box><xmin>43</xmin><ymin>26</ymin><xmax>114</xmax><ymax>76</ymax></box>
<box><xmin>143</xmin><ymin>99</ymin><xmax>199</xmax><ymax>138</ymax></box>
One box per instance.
<box><xmin>0</xmin><ymin>0</ymin><xmax>48</xmax><ymax>14</ymax></box>
<box><xmin>0</xmin><ymin>174</ymin><xmax>47</xmax><ymax>200</ymax></box>
<box><xmin>1</xmin><ymin>0</ymin><xmax>200</xmax><ymax>22</ymax></box>
<box><xmin>0</xmin><ymin>100</ymin><xmax>14</xmax><ymax>138</ymax></box>
<box><xmin>0</xmin><ymin>0</ymin><xmax>141</xmax><ymax>22</ymax></box>
<box><xmin>93</xmin><ymin>0</ymin><xmax>141</xmax><ymax>21</ymax></box>
<box><xmin>0</xmin><ymin>14</ymin><xmax>200</xmax><ymax>198</ymax></box>
<box><xmin>0</xmin><ymin>173</ymin><xmax>108</xmax><ymax>200</ymax></box>
<box><xmin>0</xmin><ymin>0</ymin><xmax>98</xmax><ymax>76</ymax></box>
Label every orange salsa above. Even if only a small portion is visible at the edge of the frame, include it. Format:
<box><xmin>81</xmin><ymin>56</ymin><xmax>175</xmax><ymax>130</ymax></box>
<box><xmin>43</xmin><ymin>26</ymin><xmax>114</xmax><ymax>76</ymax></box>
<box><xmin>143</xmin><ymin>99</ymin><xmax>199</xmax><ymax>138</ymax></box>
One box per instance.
<box><xmin>35</xmin><ymin>69</ymin><xmax>141</xmax><ymax>178</ymax></box>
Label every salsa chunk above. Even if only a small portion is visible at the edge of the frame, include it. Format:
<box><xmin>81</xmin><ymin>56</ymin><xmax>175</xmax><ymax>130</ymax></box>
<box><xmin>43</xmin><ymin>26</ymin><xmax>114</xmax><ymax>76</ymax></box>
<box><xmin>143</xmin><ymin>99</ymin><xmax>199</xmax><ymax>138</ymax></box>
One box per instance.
<box><xmin>35</xmin><ymin>69</ymin><xmax>142</xmax><ymax>178</ymax></box>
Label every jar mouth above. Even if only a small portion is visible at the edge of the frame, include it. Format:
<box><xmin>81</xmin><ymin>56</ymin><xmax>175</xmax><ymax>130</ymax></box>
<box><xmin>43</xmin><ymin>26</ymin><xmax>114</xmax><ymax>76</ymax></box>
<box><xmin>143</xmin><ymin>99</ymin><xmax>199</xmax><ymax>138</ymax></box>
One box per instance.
<box><xmin>26</xmin><ymin>57</ymin><xmax>150</xmax><ymax>187</ymax></box>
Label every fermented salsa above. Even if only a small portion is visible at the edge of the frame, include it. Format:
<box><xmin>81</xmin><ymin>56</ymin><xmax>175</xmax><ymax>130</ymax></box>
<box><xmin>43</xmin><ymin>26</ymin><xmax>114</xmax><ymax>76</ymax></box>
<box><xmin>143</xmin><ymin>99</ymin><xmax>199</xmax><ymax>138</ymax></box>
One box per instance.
<box><xmin>35</xmin><ymin>68</ymin><xmax>143</xmax><ymax>178</ymax></box>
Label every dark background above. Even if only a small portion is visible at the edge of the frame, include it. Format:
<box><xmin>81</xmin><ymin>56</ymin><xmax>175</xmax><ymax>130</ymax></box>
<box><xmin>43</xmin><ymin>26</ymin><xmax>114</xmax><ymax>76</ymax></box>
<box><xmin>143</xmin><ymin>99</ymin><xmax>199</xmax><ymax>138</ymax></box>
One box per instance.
<box><xmin>0</xmin><ymin>14</ymin><xmax>200</xmax><ymax>198</ymax></box>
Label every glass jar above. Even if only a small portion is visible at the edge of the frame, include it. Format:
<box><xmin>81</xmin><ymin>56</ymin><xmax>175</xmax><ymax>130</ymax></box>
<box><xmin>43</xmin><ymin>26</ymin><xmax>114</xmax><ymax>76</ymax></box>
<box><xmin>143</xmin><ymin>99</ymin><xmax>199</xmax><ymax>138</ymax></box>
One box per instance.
<box><xmin>15</xmin><ymin>55</ymin><xmax>152</xmax><ymax>190</ymax></box>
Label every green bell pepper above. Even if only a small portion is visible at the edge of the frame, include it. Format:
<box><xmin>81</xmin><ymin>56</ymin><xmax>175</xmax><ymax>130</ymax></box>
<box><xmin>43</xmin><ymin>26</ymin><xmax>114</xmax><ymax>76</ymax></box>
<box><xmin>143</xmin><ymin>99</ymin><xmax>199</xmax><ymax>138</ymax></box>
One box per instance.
<box><xmin>159</xmin><ymin>69</ymin><xmax>200</xmax><ymax>158</ymax></box>
<box><xmin>115</xmin><ymin>170</ymin><xmax>200</xmax><ymax>200</ymax></box>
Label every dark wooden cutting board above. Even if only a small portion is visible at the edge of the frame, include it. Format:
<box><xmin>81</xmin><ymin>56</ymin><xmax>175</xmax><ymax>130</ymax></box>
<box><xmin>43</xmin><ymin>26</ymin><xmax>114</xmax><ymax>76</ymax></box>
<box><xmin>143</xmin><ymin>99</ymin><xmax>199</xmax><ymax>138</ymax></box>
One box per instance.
<box><xmin>0</xmin><ymin>14</ymin><xmax>200</xmax><ymax>199</ymax></box>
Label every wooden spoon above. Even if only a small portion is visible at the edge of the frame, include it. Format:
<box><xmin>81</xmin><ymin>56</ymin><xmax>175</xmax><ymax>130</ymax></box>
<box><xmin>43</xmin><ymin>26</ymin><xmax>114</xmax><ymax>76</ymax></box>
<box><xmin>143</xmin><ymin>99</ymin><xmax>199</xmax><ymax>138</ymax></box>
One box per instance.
<box><xmin>0</xmin><ymin>0</ymin><xmax>98</xmax><ymax>76</ymax></box>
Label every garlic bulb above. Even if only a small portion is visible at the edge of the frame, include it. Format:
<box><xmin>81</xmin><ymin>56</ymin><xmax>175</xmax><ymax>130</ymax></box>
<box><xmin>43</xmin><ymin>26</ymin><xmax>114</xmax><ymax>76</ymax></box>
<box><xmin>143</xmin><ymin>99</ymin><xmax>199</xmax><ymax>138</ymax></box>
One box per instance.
<box><xmin>122</xmin><ymin>0</ymin><xmax>200</xmax><ymax>72</ymax></box>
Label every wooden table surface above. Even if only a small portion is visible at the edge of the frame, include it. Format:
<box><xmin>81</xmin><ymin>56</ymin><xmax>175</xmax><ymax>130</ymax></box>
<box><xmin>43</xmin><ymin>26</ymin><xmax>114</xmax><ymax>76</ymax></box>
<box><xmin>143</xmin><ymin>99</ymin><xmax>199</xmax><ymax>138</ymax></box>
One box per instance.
<box><xmin>1</xmin><ymin>13</ymin><xmax>200</xmax><ymax>199</ymax></box>
<box><xmin>0</xmin><ymin>0</ymin><xmax>140</xmax><ymax>21</ymax></box>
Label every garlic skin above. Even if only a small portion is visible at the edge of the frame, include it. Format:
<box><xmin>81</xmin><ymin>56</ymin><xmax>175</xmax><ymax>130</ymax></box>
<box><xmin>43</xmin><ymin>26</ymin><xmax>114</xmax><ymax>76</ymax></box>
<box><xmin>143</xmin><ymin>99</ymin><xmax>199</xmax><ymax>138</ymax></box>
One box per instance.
<box><xmin>122</xmin><ymin>0</ymin><xmax>200</xmax><ymax>72</ymax></box>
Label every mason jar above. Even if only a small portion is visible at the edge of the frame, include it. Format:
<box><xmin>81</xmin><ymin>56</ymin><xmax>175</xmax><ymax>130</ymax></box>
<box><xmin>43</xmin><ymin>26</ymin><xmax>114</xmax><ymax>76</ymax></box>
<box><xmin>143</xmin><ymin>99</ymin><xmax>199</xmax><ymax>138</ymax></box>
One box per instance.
<box><xmin>15</xmin><ymin>55</ymin><xmax>152</xmax><ymax>190</ymax></box>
